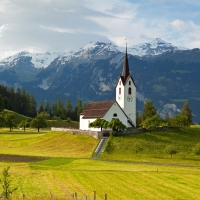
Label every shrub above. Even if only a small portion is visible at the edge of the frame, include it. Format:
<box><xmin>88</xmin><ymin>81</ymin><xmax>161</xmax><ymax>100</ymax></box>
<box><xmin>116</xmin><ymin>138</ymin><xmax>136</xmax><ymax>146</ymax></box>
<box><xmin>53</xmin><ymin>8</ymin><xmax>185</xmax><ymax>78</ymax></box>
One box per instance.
<box><xmin>193</xmin><ymin>143</ymin><xmax>200</xmax><ymax>155</ymax></box>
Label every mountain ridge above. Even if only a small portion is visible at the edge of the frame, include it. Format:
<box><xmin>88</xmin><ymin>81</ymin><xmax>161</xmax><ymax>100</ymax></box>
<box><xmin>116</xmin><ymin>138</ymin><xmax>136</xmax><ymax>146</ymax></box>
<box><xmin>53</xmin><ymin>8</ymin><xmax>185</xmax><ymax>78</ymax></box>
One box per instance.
<box><xmin>0</xmin><ymin>38</ymin><xmax>199</xmax><ymax>123</ymax></box>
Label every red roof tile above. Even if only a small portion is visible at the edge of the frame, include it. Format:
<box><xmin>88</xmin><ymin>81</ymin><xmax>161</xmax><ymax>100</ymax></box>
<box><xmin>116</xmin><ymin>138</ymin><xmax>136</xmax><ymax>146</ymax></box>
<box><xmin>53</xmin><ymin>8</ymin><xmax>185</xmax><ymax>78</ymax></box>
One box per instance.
<box><xmin>81</xmin><ymin>100</ymin><xmax>115</xmax><ymax>119</ymax></box>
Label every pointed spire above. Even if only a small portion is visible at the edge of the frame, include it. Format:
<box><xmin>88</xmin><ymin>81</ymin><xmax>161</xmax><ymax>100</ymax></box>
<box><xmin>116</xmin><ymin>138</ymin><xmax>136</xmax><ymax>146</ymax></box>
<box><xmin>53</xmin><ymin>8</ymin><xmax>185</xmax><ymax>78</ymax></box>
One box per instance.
<box><xmin>121</xmin><ymin>42</ymin><xmax>130</xmax><ymax>82</ymax></box>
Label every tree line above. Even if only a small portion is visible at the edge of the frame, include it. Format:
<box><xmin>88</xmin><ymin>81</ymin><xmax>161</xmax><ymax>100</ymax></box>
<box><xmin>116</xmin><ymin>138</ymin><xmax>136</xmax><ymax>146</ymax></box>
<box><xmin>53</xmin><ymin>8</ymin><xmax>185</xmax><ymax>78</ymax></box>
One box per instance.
<box><xmin>0</xmin><ymin>85</ymin><xmax>37</xmax><ymax>118</ymax></box>
<box><xmin>0</xmin><ymin>85</ymin><xmax>86</xmax><ymax>121</ymax></box>
<box><xmin>37</xmin><ymin>98</ymin><xmax>86</xmax><ymax>121</ymax></box>
<box><xmin>137</xmin><ymin>100</ymin><xmax>193</xmax><ymax>130</ymax></box>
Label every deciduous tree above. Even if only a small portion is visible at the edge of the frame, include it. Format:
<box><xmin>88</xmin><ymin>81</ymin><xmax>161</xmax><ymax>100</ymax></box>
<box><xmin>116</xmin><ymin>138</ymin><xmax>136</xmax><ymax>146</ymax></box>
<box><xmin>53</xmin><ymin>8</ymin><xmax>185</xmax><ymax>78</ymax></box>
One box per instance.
<box><xmin>89</xmin><ymin>118</ymin><xmax>109</xmax><ymax>131</ymax></box>
<box><xmin>31</xmin><ymin>113</ymin><xmax>47</xmax><ymax>132</ymax></box>
<box><xmin>4</xmin><ymin>113</ymin><xmax>15</xmax><ymax>132</ymax></box>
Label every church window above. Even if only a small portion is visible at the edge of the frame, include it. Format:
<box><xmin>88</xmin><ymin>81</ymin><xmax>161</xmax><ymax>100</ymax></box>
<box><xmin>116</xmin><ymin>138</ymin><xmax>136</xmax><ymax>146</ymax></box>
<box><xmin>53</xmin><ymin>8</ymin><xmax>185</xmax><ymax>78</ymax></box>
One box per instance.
<box><xmin>113</xmin><ymin>113</ymin><xmax>117</xmax><ymax>117</ymax></box>
<box><xmin>119</xmin><ymin>88</ymin><xmax>121</xmax><ymax>94</ymax></box>
<box><xmin>129</xmin><ymin>81</ymin><xmax>131</xmax><ymax>85</ymax></box>
<box><xmin>119</xmin><ymin>81</ymin><xmax>121</xmax><ymax>85</ymax></box>
<box><xmin>128</xmin><ymin>87</ymin><xmax>131</xmax><ymax>94</ymax></box>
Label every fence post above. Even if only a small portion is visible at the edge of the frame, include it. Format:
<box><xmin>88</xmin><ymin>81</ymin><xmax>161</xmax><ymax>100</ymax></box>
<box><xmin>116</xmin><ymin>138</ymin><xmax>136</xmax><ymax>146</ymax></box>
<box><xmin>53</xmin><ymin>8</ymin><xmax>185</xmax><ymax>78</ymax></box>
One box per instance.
<box><xmin>104</xmin><ymin>194</ymin><xmax>107</xmax><ymax>200</ymax></box>
<box><xmin>94</xmin><ymin>191</ymin><xmax>96</xmax><ymax>200</ymax></box>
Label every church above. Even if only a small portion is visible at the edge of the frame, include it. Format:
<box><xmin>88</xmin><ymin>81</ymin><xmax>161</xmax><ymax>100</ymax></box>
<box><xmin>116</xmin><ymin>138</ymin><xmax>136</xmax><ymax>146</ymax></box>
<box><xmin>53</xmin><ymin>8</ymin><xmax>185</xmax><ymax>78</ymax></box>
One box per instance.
<box><xmin>79</xmin><ymin>45</ymin><xmax>136</xmax><ymax>131</ymax></box>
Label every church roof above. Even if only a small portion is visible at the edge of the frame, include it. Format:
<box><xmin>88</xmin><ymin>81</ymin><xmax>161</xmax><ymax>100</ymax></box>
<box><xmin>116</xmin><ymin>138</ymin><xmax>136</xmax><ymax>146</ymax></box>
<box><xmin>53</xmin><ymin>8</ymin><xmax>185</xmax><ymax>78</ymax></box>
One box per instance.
<box><xmin>81</xmin><ymin>100</ymin><xmax>115</xmax><ymax>119</ymax></box>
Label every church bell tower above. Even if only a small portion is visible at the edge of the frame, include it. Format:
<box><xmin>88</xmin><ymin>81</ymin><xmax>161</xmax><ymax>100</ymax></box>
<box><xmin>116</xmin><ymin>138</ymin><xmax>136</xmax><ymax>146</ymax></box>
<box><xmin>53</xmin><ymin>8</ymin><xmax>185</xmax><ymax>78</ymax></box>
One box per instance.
<box><xmin>116</xmin><ymin>44</ymin><xmax>136</xmax><ymax>127</ymax></box>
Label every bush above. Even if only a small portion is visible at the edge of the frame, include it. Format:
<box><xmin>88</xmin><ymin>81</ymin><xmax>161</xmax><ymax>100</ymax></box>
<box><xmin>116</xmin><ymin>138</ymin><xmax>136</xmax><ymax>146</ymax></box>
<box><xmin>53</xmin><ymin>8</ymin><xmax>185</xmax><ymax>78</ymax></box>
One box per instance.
<box><xmin>193</xmin><ymin>143</ymin><xmax>200</xmax><ymax>155</ymax></box>
<box><xmin>165</xmin><ymin>145</ymin><xmax>178</xmax><ymax>159</ymax></box>
<box><xmin>110</xmin><ymin>130</ymin><xmax>117</xmax><ymax>136</ymax></box>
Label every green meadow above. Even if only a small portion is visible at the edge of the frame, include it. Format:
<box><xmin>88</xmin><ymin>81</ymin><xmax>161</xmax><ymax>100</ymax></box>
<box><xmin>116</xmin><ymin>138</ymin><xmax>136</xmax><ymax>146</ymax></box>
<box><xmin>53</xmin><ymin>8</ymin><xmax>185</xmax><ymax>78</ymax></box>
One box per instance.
<box><xmin>0</xmin><ymin>127</ymin><xmax>200</xmax><ymax>199</ymax></box>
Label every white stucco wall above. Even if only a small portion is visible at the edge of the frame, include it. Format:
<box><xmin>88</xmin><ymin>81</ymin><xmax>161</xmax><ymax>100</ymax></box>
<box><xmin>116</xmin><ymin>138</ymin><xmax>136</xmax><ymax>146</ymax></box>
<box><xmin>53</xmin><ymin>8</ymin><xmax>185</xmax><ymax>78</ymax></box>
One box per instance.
<box><xmin>79</xmin><ymin>102</ymin><xmax>131</xmax><ymax>131</ymax></box>
<box><xmin>116</xmin><ymin>77</ymin><xmax>136</xmax><ymax>126</ymax></box>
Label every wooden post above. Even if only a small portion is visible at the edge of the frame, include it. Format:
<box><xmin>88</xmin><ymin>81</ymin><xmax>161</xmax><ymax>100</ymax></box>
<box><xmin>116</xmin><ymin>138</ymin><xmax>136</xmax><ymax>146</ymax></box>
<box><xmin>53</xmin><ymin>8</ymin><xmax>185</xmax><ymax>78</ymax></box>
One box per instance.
<box><xmin>104</xmin><ymin>194</ymin><xmax>107</xmax><ymax>200</ymax></box>
<box><xmin>94</xmin><ymin>191</ymin><xmax>96</xmax><ymax>200</ymax></box>
<box><xmin>85</xmin><ymin>196</ymin><xmax>88</xmax><ymax>200</ymax></box>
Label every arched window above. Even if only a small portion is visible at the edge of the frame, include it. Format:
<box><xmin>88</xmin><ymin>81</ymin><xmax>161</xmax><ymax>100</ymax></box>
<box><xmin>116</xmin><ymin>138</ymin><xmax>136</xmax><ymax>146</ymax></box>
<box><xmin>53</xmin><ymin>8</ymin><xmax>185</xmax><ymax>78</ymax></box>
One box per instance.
<box><xmin>119</xmin><ymin>81</ymin><xmax>121</xmax><ymax>85</ymax></box>
<box><xmin>113</xmin><ymin>113</ymin><xmax>117</xmax><ymax>117</ymax></box>
<box><xmin>119</xmin><ymin>88</ymin><xmax>121</xmax><ymax>94</ymax></box>
<box><xmin>128</xmin><ymin>87</ymin><xmax>131</xmax><ymax>95</ymax></box>
<box><xmin>129</xmin><ymin>81</ymin><xmax>131</xmax><ymax>85</ymax></box>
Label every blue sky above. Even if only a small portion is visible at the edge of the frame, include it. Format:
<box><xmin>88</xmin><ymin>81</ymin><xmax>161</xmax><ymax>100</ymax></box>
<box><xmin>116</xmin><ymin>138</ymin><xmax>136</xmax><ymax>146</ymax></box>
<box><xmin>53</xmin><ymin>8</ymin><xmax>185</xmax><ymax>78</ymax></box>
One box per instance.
<box><xmin>0</xmin><ymin>0</ymin><xmax>200</xmax><ymax>59</ymax></box>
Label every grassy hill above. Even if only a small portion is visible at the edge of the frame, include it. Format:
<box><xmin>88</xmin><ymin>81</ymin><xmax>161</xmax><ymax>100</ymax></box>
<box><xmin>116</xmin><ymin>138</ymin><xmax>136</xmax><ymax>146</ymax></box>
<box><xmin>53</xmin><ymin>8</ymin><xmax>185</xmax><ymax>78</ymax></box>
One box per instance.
<box><xmin>101</xmin><ymin>126</ymin><xmax>200</xmax><ymax>165</ymax></box>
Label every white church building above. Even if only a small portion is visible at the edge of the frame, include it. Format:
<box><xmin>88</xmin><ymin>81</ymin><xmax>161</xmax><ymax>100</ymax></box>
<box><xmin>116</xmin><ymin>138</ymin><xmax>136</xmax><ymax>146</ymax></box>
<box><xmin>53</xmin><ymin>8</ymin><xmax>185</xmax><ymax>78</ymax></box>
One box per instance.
<box><xmin>79</xmin><ymin>45</ymin><xmax>136</xmax><ymax>131</ymax></box>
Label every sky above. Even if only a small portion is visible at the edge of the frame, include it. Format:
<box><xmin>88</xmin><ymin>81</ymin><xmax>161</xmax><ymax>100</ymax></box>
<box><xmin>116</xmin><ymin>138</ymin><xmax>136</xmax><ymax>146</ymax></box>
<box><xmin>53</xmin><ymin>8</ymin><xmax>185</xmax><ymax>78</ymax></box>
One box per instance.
<box><xmin>0</xmin><ymin>0</ymin><xmax>200</xmax><ymax>60</ymax></box>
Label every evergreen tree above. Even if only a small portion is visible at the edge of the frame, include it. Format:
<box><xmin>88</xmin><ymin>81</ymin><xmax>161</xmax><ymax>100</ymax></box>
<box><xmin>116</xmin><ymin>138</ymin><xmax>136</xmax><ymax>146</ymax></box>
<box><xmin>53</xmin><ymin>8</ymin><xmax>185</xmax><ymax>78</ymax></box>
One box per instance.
<box><xmin>0</xmin><ymin>94</ymin><xmax>4</xmax><ymax>112</ymax></box>
<box><xmin>57</xmin><ymin>97</ymin><xmax>66</xmax><ymax>119</ymax></box>
<box><xmin>0</xmin><ymin>112</ymin><xmax>5</xmax><ymax>128</ymax></box>
<box><xmin>44</xmin><ymin>101</ymin><xmax>51</xmax><ymax>116</ymax></box>
<box><xmin>51</xmin><ymin>101</ymin><xmax>57</xmax><ymax>117</ymax></box>
<box><xmin>181</xmin><ymin>101</ymin><xmax>192</xmax><ymax>124</ymax></box>
<box><xmin>136</xmin><ymin>110</ymin><xmax>142</xmax><ymax>127</ymax></box>
<box><xmin>37</xmin><ymin>102</ymin><xmax>44</xmax><ymax>114</ymax></box>
<box><xmin>142</xmin><ymin>100</ymin><xmax>157</xmax><ymax>121</ymax></box>
<box><xmin>29</xmin><ymin>95</ymin><xmax>37</xmax><ymax>117</ymax></box>
<box><xmin>66</xmin><ymin>99</ymin><xmax>73</xmax><ymax>119</ymax></box>
<box><xmin>74</xmin><ymin>99</ymin><xmax>83</xmax><ymax>121</ymax></box>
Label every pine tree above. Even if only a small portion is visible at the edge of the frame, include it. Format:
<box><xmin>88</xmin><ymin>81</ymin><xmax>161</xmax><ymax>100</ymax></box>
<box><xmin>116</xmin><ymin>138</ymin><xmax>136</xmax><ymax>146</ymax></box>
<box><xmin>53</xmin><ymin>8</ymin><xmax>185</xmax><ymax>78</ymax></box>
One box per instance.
<box><xmin>66</xmin><ymin>99</ymin><xmax>73</xmax><ymax>119</ymax></box>
<box><xmin>44</xmin><ymin>101</ymin><xmax>51</xmax><ymax>116</ymax></box>
<box><xmin>0</xmin><ymin>94</ymin><xmax>4</xmax><ymax>112</ymax></box>
<box><xmin>37</xmin><ymin>102</ymin><xmax>44</xmax><ymax>114</ymax></box>
<box><xmin>181</xmin><ymin>101</ymin><xmax>192</xmax><ymax>124</ymax></box>
<box><xmin>142</xmin><ymin>100</ymin><xmax>157</xmax><ymax>121</ymax></box>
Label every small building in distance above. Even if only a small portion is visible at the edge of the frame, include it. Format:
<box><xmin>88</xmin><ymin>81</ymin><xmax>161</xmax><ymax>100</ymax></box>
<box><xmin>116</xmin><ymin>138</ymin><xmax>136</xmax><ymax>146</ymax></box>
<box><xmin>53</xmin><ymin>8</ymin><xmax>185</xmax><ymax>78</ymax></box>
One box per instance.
<box><xmin>80</xmin><ymin>44</ymin><xmax>136</xmax><ymax>131</ymax></box>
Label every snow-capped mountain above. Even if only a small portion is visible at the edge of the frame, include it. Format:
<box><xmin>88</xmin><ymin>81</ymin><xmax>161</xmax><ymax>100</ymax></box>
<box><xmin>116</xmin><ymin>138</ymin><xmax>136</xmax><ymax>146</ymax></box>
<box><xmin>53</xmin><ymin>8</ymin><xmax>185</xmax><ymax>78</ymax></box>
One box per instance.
<box><xmin>124</xmin><ymin>38</ymin><xmax>180</xmax><ymax>57</ymax></box>
<box><xmin>0</xmin><ymin>38</ymin><xmax>200</xmax><ymax>122</ymax></box>
<box><xmin>0</xmin><ymin>51</ymin><xmax>63</xmax><ymax>70</ymax></box>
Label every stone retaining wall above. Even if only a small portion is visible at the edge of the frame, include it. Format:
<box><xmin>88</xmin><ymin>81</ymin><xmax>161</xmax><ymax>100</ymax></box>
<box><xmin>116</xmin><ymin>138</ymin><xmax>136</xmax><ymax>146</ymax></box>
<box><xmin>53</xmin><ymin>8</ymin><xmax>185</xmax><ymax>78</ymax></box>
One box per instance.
<box><xmin>51</xmin><ymin>127</ymin><xmax>102</xmax><ymax>139</ymax></box>
<box><xmin>51</xmin><ymin>127</ymin><xmax>142</xmax><ymax>139</ymax></box>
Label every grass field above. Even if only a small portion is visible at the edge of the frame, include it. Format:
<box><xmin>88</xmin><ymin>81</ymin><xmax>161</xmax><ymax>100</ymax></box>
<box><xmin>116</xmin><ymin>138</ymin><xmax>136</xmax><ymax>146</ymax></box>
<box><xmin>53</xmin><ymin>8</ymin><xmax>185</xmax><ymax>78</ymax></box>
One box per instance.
<box><xmin>0</xmin><ymin>127</ymin><xmax>200</xmax><ymax>199</ymax></box>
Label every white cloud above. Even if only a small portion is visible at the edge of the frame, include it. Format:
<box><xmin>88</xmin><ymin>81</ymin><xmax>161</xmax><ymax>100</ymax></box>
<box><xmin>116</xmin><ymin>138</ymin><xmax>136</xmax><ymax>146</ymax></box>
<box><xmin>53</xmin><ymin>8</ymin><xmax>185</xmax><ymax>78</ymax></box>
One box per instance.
<box><xmin>0</xmin><ymin>0</ymin><xmax>200</xmax><ymax>59</ymax></box>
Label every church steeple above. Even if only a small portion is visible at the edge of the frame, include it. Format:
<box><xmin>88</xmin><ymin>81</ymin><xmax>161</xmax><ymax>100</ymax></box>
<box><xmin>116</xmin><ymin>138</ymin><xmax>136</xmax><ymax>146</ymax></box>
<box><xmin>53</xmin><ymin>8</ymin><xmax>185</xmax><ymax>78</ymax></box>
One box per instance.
<box><xmin>121</xmin><ymin>43</ymin><xmax>130</xmax><ymax>83</ymax></box>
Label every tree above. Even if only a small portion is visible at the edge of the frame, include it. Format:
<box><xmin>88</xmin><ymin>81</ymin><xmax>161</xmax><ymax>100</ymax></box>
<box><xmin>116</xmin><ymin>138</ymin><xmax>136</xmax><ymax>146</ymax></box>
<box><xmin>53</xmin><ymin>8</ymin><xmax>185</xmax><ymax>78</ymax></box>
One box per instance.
<box><xmin>0</xmin><ymin>112</ymin><xmax>5</xmax><ymax>128</ymax></box>
<box><xmin>181</xmin><ymin>101</ymin><xmax>192</xmax><ymax>124</ymax></box>
<box><xmin>169</xmin><ymin>114</ymin><xmax>190</xmax><ymax>128</ymax></box>
<box><xmin>31</xmin><ymin>113</ymin><xmax>47</xmax><ymax>132</ymax></box>
<box><xmin>108</xmin><ymin>118</ymin><xmax>126</xmax><ymax>132</ymax></box>
<box><xmin>66</xmin><ymin>99</ymin><xmax>74</xmax><ymax>119</ymax></box>
<box><xmin>193</xmin><ymin>143</ymin><xmax>200</xmax><ymax>155</ymax></box>
<box><xmin>89</xmin><ymin>118</ymin><xmax>109</xmax><ymax>131</ymax></box>
<box><xmin>37</xmin><ymin>102</ymin><xmax>44</xmax><ymax>114</ymax></box>
<box><xmin>136</xmin><ymin>110</ymin><xmax>142</xmax><ymax>127</ymax></box>
<box><xmin>141</xmin><ymin>115</ymin><xmax>163</xmax><ymax>130</ymax></box>
<box><xmin>4</xmin><ymin>113</ymin><xmax>15</xmax><ymax>132</ymax></box>
<box><xmin>0</xmin><ymin>167</ymin><xmax>17</xmax><ymax>199</ymax></box>
<box><xmin>44</xmin><ymin>101</ymin><xmax>51</xmax><ymax>116</ymax></box>
<box><xmin>0</xmin><ymin>94</ymin><xmax>4</xmax><ymax>112</ymax></box>
<box><xmin>142</xmin><ymin>100</ymin><xmax>157</xmax><ymax>121</ymax></box>
<box><xmin>19</xmin><ymin>120</ymin><xmax>28</xmax><ymax>132</ymax></box>
<box><xmin>165</xmin><ymin>145</ymin><xmax>178</xmax><ymax>159</ymax></box>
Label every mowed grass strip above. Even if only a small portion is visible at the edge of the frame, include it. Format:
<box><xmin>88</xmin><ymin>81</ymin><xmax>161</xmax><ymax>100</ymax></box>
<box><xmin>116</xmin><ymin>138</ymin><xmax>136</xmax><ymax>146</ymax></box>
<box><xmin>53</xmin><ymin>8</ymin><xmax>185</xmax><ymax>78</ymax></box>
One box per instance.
<box><xmin>101</xmin><ymin>127</ymin><xmax>200</xmax><ymax>165</ymax></box>
<box><xmin>1</xmin><ymin>160</ymin><xmax>200</xmax><ymax>199</ymax></box>
<box><xmin>0</xmin><ymin>129</ymin><xmax>98</xmax><ymax>158</ymax></box>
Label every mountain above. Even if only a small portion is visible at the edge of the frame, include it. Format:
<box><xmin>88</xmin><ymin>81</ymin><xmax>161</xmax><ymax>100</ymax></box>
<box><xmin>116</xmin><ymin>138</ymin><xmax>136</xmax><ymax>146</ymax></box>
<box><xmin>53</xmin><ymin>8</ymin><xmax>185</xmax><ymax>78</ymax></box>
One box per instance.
<box><xmin>0</xmin><ymin>39</ymin><xmax>200</xmax><ymax>123</ymax></box>
<box><xmin>117</xmin><ymin>38</ymin><xmax>181</xmax><ymax>57</ymax></box>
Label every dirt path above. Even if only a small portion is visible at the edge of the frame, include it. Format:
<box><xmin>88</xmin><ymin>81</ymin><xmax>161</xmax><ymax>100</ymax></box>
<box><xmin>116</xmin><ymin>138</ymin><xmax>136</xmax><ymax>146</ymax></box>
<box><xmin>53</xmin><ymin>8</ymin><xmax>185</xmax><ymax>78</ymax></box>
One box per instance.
<box><xmin>0</xmin><ymin>154</ymin><xmax>48</xmax><ymax>163</ymax></box>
